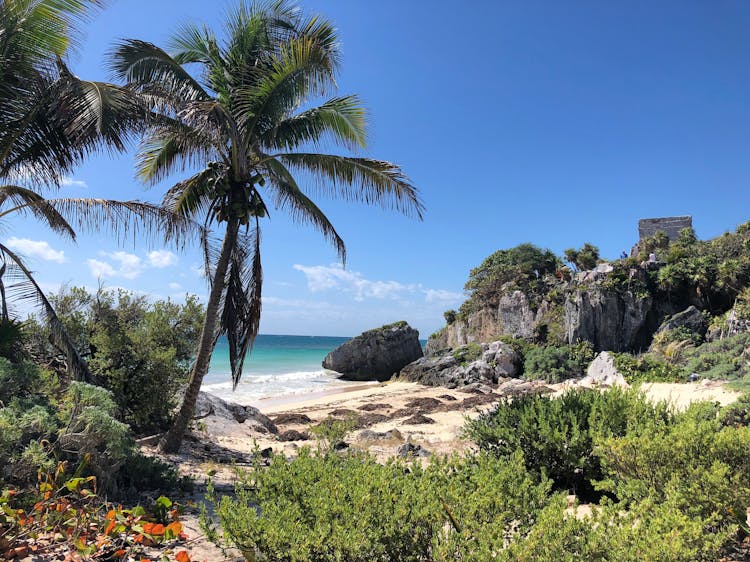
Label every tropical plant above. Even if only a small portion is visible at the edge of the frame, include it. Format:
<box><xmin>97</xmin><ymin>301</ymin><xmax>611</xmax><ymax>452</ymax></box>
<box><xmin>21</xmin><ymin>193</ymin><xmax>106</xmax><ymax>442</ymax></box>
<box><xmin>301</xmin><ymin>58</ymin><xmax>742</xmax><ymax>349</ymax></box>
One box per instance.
<box><xmin>108</xmin><ymin>0</ymin><xmax>423</xmax><ymax>451</ymax></box>
<box><xmin>0</xmin><ymin>0</ymin><xmax>196</xmax><ymax>383</ymax></box>
<box><xmin>563</xmin><ymin>243</ymin><xmax>600</xmax><ymax>271</ymax></box>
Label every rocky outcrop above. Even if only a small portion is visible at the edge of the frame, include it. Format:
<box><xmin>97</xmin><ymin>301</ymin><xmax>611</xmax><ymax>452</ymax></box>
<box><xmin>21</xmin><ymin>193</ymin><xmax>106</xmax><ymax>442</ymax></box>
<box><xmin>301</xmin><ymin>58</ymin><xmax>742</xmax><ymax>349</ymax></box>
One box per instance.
<box><xmin>400</xmin><ymin>341</ymin><xmax>519</xmax><ymax>388</ymax></box>
<box><xmin>564</xmin><ymin>286</ymin><xmax>655</xmax><ymax>352</ymax></box>
<box><xmin>195</xmin><ymin>391</ymin><xmax>278</xmax><ymax>435</ymax></box>
<box><xmin>427</xmin><ymin>291</ymin><xmax>547</xmax><ymax>353</ymax></box>
<box><xmin>579</xmin><ymin>352</ymin><xmax>628</xmax><ymax>388</ymax></box>
<box><xmin>323</xmin><ymin>321</ymin><xmax>423</xmax><ymax>382</ymax></box>
<box><xmin>656</xmin><ymin>306</ymin><xmax>707</xmax><ymax>337</ymax></box>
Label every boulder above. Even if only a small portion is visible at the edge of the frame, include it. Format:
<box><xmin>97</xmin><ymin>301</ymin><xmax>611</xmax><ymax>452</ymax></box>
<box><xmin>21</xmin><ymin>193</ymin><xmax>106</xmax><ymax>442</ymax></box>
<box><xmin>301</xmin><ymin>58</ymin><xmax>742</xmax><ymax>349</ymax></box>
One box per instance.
<box><xmin>322</xmin><ymin>321</ymin><xmax>423</xmax><ymax>381</ymax></box>
<box><xmin>656</xmin><ymin>306</ymin><xmax>707</xmax><ymax>338</ymax></box>
<box><xmin>579</xmin><ymin>352</ymin><xmax>628</xmax><ymax>388</ymax></box>
<box><xmin>400</xmin><ymin>341</ymin><xmax>519</xmax><ymax>388</ymax></box>
<box><xmin>195</xmin><ymin>391</ymin><xmax>277</xmax><ymax>434</ymax></box>
<box><xmin>397</xmin><ymin>442</ymin><xmax>431</xmax><ymax>458</ymax></box>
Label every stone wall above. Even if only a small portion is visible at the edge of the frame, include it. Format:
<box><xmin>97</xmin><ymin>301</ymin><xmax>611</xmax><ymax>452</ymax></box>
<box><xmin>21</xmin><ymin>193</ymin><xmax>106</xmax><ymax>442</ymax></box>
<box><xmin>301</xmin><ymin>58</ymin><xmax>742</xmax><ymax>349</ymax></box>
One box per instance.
<box><xmin>638</xmin><ymin>216</ymin><xmax>692</xmax><ymax>242</ymax></box>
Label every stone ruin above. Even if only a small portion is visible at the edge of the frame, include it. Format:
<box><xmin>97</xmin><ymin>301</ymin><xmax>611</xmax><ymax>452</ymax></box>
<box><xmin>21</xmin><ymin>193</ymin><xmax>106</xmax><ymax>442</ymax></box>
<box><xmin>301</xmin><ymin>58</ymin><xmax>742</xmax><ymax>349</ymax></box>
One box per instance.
<box><xmin>638</xmin><ymin>216</ymin><xmax>693</xmax><ymax>242</ymax></box>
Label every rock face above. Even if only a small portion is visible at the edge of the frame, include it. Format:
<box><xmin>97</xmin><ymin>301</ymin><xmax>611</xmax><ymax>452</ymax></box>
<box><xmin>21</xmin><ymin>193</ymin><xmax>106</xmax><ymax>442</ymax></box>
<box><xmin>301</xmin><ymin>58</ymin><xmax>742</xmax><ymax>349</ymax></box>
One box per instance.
<box><xmin>656</xmin><ymin>306</ymin><xmax>707</xmax><ymax>337</ymax></box>
<box><xmin>195</xmin><ymin>391</ymin><xmax>278</xmax><ymax>435</ymax></box>
<box><xmin>564</xmin><ymin>286</ymin><xmax>655</xmax><ymax>352</ymax></box>
<box><xmin>323</xmin><ymin>321</ymin><xmax>423</xmax><ymax>382</ymax></box>
<box><xmin>579</xmin><ymin>352</ymin><xmax>628</xmax><ymax>388</ymax></box>
<box><xmin>400</xmin><ymin>341</ymin><xmax>519</xmax><ymax>388</ymax></box>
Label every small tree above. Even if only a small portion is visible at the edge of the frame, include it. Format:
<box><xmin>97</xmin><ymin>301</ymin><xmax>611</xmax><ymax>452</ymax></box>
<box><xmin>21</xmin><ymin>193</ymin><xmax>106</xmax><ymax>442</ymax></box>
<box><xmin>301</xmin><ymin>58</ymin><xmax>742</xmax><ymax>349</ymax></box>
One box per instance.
<box><xmin>564</xmin><ymin>243</ymin><xmax>600</xmax><ymax>272</ymax></box>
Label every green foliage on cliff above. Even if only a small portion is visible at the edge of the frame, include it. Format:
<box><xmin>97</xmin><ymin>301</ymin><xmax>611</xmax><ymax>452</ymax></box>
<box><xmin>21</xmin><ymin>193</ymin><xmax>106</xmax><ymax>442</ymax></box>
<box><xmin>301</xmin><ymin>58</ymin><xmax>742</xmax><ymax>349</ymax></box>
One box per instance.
<box><xmin>563</xmin><ymin>243</ymin><xmax>600</xmax><ymax>271</ymax></box>
<box><xmin>460</xmin><ymin>243</ymin><xmax>561</xmax><ymax>317</ymax></box>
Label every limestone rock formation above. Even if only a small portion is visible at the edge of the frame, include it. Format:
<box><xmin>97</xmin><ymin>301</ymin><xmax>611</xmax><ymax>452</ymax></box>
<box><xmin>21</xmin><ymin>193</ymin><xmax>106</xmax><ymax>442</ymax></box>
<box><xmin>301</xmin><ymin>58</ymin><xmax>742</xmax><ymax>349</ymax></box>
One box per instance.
<box><xmin>656</xmin><ymin>306</ymin><xmax>707</xmax><ymax>338</ymax></box>
<box><xmin>194</xmin><ymin>391</ymin><xmax>278</xmax><ymax>435</ymax></box>
<box><xmin>564</xmin><ymin>285</ymin><xmax>655</xmax><ymax>352</ymax></box>
<box><xmin>579</xmin><ymin>352</ymin><xmax>628</xmax><ymax>388</ymax></box>
<box><xmin>322</xmin><ymin>321</ymin><xmax>423</xmax><ymax>382</ymax></box>
<box><xmin>400</xmin><ymin>341</ymin><xmax>519</xmax><ymax>388</ymax></box>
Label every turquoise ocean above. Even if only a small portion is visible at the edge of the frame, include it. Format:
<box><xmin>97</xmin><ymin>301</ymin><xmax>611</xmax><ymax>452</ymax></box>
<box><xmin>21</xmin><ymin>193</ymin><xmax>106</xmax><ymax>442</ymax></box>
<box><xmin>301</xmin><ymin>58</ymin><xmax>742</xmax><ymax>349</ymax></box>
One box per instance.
<box><xmin>201</xmin><ymin>334</ymin><xmax>352</xmax><ymax>404</ymax></box>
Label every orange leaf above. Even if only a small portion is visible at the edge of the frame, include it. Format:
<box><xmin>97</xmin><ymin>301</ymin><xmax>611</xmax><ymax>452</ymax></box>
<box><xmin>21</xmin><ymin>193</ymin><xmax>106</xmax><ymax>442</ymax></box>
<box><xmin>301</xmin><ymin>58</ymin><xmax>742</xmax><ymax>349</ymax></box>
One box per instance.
<box><xmin>105</xmin><ymin>519</ymin><xmax>116</xmax><ymax>535</ymax></box>
<box><xmin>176</xmin><ymin>550</ymin><xmax>191</xmax><ymax>562</ymax></box>
<box><xmin>166</xmin><ymin>521</ymin><xmax>183</xmax><ymax>535</ymax></box>
<box><xmin>150</xmin><ymin>523</ymin><xmax>165</xmax><ymax>536</ymax></box>
<box><xmin>142</xmin><ymin>522</ymin><xmax>155</xmax><ymax>534</ymax></box>
<box><xmin>178</xmin><ymin>532</ymin><xmax>189</xmax><ymax>541</ymax></box>
<box><xmin>170</xmin><ymin>509</ymin><xmax>179</xmax><ymax>520</ymax></box>
<box><xmin>114</xmin><ymin>549</ymin><xmax>126</xmax><ymax>557</ymax></box>
<box><xmin>106</xmin><ymin>509</ymin><xmax>116</xmax><ymax>520</ymax></box>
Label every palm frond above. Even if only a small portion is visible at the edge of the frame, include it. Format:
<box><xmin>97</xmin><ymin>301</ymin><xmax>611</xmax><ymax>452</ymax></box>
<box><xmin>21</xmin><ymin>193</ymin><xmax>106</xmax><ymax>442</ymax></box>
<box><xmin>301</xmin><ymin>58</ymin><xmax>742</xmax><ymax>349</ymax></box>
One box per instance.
<box><xmin>108</xmin><ymin>39</ymin><xmax>209</xmax><ymax>103</ymax></box>
<box><xmin>262</xmin><ymin>158</ymin><xmax>345</xmax><ymax>262</ymax></box>
<box><xmin>168</xmin><ymin>22</ymin><xmax>221</xmax><ymax>66</ymax></box>
<box><xmin>259</xmin><ymin>95</ymin><xmax>366</xmax><ymax>151</ymax></box>
<box><xmin>274</xmin><ymin>153</ymin><xmax>424</xmax><ymax>219</ymax></box>
<box><xmin>52</xmin><ymin>60</ymin><xmax>149</xmax><ymax>154</ymax></box>
<box><xmin>47</xmin><ymin>198</ymin><xmax>198</xmax><ymax>249</ymax></box>
<box><xmin>0</xmin><ymin>243</ymin><xmax>95</xmax><ymax>384</ymax></box>
<box><xmin>162</xmin><ymin>166</ymin><xmax>225</xmax><ymax>220</ymax></box>
<box><xmin>217</xmin><ymin>222</ymin><xmax>262</xmax><ymax>389</ymax></box>
<box><xmin>136</xmin><ymin>125</ymin><xmax>222</xmax><ymax>185</ymax></box>
<box><xmin>237</xmin><ymin>36</ymin><xmax>338</xmax><ymax>139</ymax></box>
<box><xmin>0</xmin><ymin>185</ymin><xmax>76</xmax><ymax>239</ymax></box>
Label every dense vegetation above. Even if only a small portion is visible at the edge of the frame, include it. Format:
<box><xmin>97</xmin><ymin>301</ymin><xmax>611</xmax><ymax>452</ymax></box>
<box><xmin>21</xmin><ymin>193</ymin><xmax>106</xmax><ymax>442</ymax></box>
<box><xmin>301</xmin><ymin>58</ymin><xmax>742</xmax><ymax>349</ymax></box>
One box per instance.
<box><xmin>202</xmin><ymin>389</ymin><xmax>750</xmax><ymax>561</ymax></box>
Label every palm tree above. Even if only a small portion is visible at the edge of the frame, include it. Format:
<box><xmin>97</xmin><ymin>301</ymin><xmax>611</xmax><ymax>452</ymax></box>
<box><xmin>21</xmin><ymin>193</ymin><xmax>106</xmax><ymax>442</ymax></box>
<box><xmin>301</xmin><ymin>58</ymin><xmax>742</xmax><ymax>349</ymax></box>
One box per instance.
<box><xmin>0</xmin><ymin>0</ymin><xmax>196</xmax><ymax>382</ymax></box>
<box><xmin>110</xmin><ymin>0</ymin><xmax>424</xmax><ymax>452</ymax></box>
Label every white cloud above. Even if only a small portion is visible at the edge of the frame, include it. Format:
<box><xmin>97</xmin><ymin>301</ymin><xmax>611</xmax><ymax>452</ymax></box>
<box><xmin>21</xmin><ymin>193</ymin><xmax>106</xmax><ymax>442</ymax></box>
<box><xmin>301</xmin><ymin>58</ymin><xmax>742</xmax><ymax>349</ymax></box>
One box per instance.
<box><xmin>61</xmin><ymin>177</ymin><xmax>87</xmax><ymax>188</ymax></box>
<box><xmin>292</xmin><ymin>263</ymin><xmax>464</xmax><ymax>307</ymax></box>
<box><xmin>168</xmin><ymin>282</ymin><xmax>182</xmax><ymax>290</ymax></box>
<box><xmin>148</xmin><ymin>250</ymin><xmax>178</xmax><ymax>268</ymax></box>
<box><xmin>6</xmin><ymin>237</ymin><xmax>66</xmax><ymax>263</ymax></box>
<box><xmin>108</xmin><ymin>251</ymin><xmax>143</xmax><ymax>279</ymax></box>
<box><xmin>293</xmin><ymin>263</ymin><xmax>418</xmax><ymax>301</ymax></box>
<box><xmin>424</xmin><ymin>288</ymin><xmax>464</xmax><ymax>305</ymax></box>
<box><xmin>86</xmin><ymin>258</ymin><xmax>116</xmax><ymax>278</ymax></box>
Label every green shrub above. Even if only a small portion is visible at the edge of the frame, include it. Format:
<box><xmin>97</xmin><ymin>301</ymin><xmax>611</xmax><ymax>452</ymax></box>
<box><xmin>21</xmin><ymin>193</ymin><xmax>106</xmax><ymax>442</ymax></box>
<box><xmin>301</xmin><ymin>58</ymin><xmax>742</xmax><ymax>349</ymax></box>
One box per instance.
<box><xmin>523</xmin><ymin>341</ymin><xmax>594</xmax><ymax>383</ymax></box>
<box><xmin>680</xmin><ymin>332</ymin><xmax>750</xmax><ymax>381</ymax></box>
<box><xmin>596</xmin><ymin>402</ymin><xmax>750</xmax><ymax>527</ymax></box>
<box><xmin>28</xmin><ymin>287</ymin><xmax>204</xmax><ymax>434</ymax></box>
<box><xmin>612</xmin><ymin>353</ymin><xmax>683</xmax><ymax>383</ymax></box>
<box><xmin>464</xmin><ymin>388</ymin><xmax>671</xmax><ymax>499</ymax></box>
<box><xmin>500</xmin><ymin>495</ymin><xmax>732</xmax><ymax>562</ymax></box>
<box><xmin>452</xmin><ymin>342</ymin><xmax>483</xmax><ymax>365</ymax></box>
<box><xmin>203</xmin><ymin>449</ymin><xmax>552</xmax><ymax>562</ymax></box>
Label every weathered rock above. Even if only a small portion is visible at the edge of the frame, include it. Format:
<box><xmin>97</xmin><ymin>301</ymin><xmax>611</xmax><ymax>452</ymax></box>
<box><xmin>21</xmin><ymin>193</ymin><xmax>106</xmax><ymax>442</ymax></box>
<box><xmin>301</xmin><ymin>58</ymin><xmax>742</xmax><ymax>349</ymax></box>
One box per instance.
<box><xmin>657</xmin><ymin>306</ymin><xmax>707</xmax><ymax>337</ymax></box>
<box><xmin>323</xmin><ymin>321</ymin><xmax>423</xmax><ymax>381</ymax></box>
<box><xmin>195</xmin><ymin>392</ymin><xmax>277</xmax><ymax>434</ymax></box>
<box><xmin>400</xmin><ymin>341</ymin><xmax>519</xmax><ymax>388</ymax></box>
<box><xmin>579</xmin><ymin>352</ymin><xmax>629</xmax><ymax>388</ymax></box>
<box><xmin>278</xmin><ymin>429</ymin><xmax>310</xmax><ymax>442</ymax></box>
<box><xmin>359</xmin><ymin>429</ymin><xmax>403</xmax><ymax>441</ymax></box>
<box><xmin>564</xmin><ymin>284</ymin><xmax>654</xmax><ymax>352</ymax></box>
<box><xmin>397</xmin><ymin>442</ymin><xmax>431</xmax><ymax>458</ymax></box>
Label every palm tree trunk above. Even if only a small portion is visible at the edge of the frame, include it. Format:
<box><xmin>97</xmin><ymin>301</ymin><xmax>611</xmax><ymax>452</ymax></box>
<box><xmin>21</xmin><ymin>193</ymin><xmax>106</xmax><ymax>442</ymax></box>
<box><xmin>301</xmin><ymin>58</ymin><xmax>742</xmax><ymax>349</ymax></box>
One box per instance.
<box><xmin>159</xmin><ymin>217</ymin><xmax>240</xmax><ymax>453</ymax></box>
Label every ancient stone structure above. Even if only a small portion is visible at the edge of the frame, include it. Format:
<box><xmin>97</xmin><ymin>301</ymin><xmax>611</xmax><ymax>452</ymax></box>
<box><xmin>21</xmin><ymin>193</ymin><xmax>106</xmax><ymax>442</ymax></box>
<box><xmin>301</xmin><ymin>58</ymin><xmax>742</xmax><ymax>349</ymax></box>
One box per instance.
<box><xmin>638</xmin><ymin>216</ymin><xmax>693</xmax><ymax>242</ymax></box>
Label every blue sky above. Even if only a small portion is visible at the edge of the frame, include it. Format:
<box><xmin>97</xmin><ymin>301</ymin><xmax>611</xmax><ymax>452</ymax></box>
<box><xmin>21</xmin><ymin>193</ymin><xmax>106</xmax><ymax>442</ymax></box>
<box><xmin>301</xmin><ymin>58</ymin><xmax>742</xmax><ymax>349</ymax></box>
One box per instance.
<box><xmin>7</xmin><ymin>0</ymin><xmax>750</xmax><ymax>337</ymax></box>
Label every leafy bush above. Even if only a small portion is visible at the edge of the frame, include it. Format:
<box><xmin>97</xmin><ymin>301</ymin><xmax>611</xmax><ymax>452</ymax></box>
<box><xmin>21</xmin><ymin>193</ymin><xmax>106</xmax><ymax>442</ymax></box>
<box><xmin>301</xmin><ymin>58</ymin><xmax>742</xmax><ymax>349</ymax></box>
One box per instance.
<box><xmin>28</xmin><ymin>287</ymin><xmax>204</xmax><ymax>434</ymax></box>
<box><xmin>563</xmin><ymin>243</ymin><xmax>600</xmax><ymax>271</ymax></box>
<box><xmin>461</xmin><ymin>243</ymin><xmax>560</xmax><ymax>315</ymax></box>
<box><xmin>464</xmin><ymin>388</ymin><xmax>671</xmax><ymax>499</ymax></box>
<box><xmin>452</xmin><ymin>342</ymin><xmax>483</xmax><ymax>365</ymax></box>
<box><xmin>500</xmin><ymin>495</ymin><xmax>731</xmax><ymax>562</ymax></box>
<box><xmin>523</xmin><ymin>341</ymin><xmax>594</xmax><ymax>383</ymax></box>
<box><xmin>596</xmin><ymin>402</ymin><xmax>750</xmax><ymax>527</ymax></box>
<box><xmin>679</xmin><ymin>332</ymin><xmax>750</xmax><ymax>381</ymax></box>
<box><xmin>203</xmin><ymin>449</ymin><xmax>552</xmax><ymax>562</ymax></box>
<box><xmin>612</xmin><ymin>353</ymin><xmax>684</xmax><ymax>383</ymax></box>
